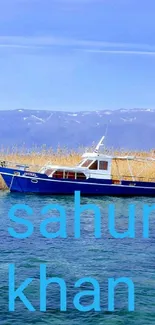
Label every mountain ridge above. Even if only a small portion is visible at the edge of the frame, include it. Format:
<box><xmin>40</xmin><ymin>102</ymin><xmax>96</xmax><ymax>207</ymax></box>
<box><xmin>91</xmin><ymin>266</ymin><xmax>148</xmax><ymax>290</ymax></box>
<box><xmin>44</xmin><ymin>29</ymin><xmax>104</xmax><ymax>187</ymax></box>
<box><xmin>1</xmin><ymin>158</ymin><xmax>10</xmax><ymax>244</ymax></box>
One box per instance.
<box><xmin>0</xmin><ymin>108</ymin><xmax>154</xmax><ymax>150</ymax></box>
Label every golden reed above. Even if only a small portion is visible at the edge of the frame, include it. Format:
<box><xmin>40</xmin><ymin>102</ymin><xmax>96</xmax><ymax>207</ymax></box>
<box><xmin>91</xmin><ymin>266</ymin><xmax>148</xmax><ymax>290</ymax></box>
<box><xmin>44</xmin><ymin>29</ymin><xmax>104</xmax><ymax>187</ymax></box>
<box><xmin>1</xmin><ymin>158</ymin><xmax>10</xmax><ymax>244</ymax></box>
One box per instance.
<box><xmin>0</xmin><ymin>146</ymin><xmax>155</xmax><ymax>190</ymax></box>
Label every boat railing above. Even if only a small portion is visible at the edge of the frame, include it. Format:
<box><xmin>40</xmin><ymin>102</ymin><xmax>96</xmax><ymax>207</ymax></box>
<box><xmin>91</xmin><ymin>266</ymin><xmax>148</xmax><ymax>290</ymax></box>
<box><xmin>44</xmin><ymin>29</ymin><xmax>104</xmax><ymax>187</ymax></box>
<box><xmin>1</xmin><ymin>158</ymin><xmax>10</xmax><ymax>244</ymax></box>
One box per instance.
<box><xmin>113</xmin><ymin>175</ymin><xmax>155</xmax><ymax>183</ymax></box>
<box><xmin>0</xmin><ymin>160</ymin><xmax>42</xmax><ymax>171</ymax></box>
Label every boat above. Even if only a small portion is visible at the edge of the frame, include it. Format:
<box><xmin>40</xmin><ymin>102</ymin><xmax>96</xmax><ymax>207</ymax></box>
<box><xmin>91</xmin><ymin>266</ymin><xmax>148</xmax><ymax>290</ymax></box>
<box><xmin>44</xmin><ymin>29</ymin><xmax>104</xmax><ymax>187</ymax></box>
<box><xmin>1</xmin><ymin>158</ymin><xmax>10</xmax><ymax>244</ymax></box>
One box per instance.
<box><xmin>0</xmin><ymin>136</ymin><xmax>155</xmax><ymax>196</ymax></box>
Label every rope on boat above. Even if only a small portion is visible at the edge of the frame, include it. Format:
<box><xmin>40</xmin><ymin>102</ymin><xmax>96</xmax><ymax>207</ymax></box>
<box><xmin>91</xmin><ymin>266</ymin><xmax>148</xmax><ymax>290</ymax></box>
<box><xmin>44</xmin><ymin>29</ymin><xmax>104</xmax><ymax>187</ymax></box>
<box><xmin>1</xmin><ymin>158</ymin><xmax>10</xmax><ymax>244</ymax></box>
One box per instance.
<box><xmin>9</xmin><ymin>175</ymin><xmax>15</xmax><ymax>191</ymax></box>
<box><xmin>127</xmin><ymin>159</ymin><xmax>135</xmax><ymax>181</ymax></box>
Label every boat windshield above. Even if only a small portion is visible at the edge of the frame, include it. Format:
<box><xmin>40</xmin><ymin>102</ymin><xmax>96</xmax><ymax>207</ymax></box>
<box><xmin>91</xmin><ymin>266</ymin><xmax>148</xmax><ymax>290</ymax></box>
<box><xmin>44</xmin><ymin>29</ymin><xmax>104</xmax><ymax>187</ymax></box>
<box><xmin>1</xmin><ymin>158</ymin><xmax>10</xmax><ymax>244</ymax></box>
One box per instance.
<box><xmin>81</xmin><ymin>159</ymin><xmax>93</xmax><ymax>167</ymax></box>
<box><xmin>81</xmin><ymin>159</ymin><xmax>98</xmax><ymax>170</ymax></box>
<box><xmin>89</xmin><ymin>160</ymin><xmax>98</xmax><ymax>170</ymax></box>
<box><xmin>81</xmin><ymin>159</ymin><xmax>108</xmax><ymax>171</ymax></box>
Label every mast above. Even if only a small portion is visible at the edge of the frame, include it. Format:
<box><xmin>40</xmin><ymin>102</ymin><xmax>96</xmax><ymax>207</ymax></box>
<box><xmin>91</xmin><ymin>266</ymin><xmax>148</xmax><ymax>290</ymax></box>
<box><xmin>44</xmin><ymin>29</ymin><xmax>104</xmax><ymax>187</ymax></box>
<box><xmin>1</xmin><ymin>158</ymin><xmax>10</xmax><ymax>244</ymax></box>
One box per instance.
<box><xmin>94</xmin><ymin>136</ymin><xmax>105</xmax><ymax>154</ymax></box>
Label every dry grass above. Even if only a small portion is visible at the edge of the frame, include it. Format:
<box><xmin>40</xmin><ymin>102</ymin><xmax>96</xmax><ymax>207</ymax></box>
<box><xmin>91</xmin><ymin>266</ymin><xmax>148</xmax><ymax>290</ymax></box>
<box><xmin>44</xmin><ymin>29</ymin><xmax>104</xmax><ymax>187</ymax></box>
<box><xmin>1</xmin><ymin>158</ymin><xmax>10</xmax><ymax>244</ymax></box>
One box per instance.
<box><xmin>0</xmin><ymin>148</ymin><xmax>81</xmax><ymax>189</ymax></box>
<box><xmin>0</xmin><ymin>146</ymin><xmax>155</xmax><ymax>190</ymax></box>
<box><xmin>111</xmin><ymin>158</ymin><xmax>155</xmax><ymax>182</ymax></box>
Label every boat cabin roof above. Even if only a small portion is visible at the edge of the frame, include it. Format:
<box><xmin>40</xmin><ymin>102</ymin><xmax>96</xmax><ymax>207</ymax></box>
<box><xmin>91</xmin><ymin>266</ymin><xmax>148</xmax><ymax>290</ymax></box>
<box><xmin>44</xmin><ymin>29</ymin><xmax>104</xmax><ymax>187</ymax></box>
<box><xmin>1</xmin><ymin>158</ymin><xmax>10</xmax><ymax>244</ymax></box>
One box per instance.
<box><xmin>81</xmin><ymin>152</ymin><xmax>112</xmax><ymax>159</ymax></box>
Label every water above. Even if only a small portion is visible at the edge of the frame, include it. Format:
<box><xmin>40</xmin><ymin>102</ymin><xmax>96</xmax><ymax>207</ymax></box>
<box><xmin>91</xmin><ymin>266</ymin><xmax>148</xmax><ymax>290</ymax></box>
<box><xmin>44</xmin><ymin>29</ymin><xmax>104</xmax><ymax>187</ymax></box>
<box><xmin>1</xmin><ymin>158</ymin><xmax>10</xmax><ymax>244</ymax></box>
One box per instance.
<box><xmin>0</xmin><ymin>191</ymin><xmax>155</xmax><ymax>324</ymax></box>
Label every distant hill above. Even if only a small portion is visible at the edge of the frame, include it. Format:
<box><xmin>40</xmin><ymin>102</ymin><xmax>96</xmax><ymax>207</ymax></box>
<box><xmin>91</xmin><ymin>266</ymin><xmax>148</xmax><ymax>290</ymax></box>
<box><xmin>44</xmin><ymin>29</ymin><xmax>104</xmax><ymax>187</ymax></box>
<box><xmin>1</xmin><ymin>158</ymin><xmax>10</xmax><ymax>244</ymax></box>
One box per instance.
<box><xmin>0</xmin><ymin>108</ymin><xmax>154</xmax><ymax>150</ymax></box>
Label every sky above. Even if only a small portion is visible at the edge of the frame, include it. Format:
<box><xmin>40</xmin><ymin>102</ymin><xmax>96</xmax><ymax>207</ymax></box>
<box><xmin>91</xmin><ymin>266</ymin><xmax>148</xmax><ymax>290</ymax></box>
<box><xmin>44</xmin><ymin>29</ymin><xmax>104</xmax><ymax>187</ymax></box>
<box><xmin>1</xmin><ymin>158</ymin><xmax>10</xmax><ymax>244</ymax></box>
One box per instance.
<box><xmin>0</xmin><ymin>0</ymin><xmax>155</xmax><ymax>111</ymax></box>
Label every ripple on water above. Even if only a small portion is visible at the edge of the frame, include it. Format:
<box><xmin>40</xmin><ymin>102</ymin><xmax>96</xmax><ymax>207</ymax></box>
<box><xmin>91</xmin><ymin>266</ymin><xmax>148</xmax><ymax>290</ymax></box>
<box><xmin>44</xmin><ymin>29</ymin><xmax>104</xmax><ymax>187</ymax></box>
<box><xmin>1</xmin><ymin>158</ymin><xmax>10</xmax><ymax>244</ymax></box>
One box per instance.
<box><xmin>0</xmin><ymin>192</ymin><xmax>155</xmax><ymax>324</ymax></box>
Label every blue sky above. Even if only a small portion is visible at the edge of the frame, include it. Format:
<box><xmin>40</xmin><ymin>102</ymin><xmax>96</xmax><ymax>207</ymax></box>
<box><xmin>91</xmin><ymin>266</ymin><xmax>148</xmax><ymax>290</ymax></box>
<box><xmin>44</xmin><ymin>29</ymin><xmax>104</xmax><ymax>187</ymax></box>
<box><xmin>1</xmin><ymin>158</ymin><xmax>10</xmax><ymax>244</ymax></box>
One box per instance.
<box><xmin>0</xmin><ymin>0</ymin><xmax>155</xmax><ymax>111</ymax></box>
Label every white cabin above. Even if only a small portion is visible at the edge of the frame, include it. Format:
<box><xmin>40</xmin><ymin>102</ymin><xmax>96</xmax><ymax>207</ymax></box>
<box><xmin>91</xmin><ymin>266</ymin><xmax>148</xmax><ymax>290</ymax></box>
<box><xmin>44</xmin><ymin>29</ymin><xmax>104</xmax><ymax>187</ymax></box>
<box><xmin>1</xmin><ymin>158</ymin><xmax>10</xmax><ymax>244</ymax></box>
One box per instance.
<box><xmin>78</xmin><ymin>152</ymin><xmax>112</xmax><ymax>179</ymax></box>
<box><xmin>39</xmin><ymin>136</ymin><xmax>112</xmax><ymax>180</ymax></box>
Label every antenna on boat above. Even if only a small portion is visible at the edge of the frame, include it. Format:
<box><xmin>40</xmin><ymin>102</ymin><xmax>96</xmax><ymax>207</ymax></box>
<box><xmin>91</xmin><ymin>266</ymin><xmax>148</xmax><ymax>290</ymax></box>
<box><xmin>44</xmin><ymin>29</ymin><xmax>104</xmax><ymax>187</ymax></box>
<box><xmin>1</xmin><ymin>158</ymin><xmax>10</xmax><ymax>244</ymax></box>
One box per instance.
<box><xmin>94</xmin><ymin>135</ymin><xmax>105</xmax><ymax>153</ymax></box>
<box><xmin>93</xmin><ymin>122</ymin><xmax>109</xmax><ymax>154</ymax></box>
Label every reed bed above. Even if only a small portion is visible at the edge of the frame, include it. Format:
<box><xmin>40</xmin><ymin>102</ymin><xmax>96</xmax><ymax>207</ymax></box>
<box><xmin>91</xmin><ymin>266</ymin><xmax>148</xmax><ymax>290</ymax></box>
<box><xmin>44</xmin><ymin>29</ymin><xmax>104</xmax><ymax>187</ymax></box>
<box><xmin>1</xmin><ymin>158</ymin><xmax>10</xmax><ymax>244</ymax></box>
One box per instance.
<box><xmin>0</xmin><ymin>146</ymin><xmax>155</xmax><ymax>190</ymax></box>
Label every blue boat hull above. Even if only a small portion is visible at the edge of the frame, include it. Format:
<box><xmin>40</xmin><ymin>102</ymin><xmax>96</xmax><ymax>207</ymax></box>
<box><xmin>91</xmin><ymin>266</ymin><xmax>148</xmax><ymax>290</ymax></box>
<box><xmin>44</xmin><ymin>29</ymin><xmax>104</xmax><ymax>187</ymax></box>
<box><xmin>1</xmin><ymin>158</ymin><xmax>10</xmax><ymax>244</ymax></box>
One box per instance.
<box><xmin>1</xmin><ymin>167</ymin><xmax>155</xmax><ymax>196</ymax></box>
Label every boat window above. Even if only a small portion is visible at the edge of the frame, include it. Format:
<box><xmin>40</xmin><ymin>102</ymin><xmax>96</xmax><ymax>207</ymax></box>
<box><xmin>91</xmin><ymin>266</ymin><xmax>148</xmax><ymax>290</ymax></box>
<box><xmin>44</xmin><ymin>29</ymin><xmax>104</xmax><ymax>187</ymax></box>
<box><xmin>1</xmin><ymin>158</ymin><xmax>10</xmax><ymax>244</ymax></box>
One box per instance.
<box><xmin>77</xmin><ymin>173</ymin><xmax>86</xmax><ymax>180</ymax></box>
<box><xmin>53</xmin><ymin>170</ymin><xmax>64</xmax><ymax>178</ymax></box>
<box><xmin>65</xmin><ymin>172</ymin><xmax>76</xmax><ymax>179</ymax></box>
<box><xmin>99</xmin><ymin>161</ymin><xmax>108</xmax><ymax>170</ymax></box>
<box><xmin>45</xmin><ymin>169</ymin><xmax>54</xmax><ymax>176</ymax></box>
<box><xmin>78</xmin><ymin>160</ymin><xmax>85</xmax><ymax>166</ymax></box>
<box><xmin>89</xmin><ymin>160</ymin><xmax>98</xmax><ymax>170</ymax></box>
<box><xmin>81</xmin><ymin>159</ymin><xmax>93</xmax><ymax>167</ymax></box>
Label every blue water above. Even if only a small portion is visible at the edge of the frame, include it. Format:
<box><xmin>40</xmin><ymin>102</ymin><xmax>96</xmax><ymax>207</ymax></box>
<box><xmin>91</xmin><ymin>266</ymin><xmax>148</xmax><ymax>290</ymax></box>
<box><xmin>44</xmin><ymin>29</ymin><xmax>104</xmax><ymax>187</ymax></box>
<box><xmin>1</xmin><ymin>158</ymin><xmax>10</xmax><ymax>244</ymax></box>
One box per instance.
<box><xmin>0</xmin><ymin>191</ymin><xmax>155</xmax><ymax>324</ymax></box>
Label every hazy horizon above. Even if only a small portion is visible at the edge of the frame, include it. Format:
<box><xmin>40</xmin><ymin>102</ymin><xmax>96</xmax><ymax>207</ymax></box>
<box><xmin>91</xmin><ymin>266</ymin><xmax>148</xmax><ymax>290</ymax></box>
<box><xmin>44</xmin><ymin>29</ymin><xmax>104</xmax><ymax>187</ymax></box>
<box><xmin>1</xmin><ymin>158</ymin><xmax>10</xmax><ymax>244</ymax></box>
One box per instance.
<box><xmin>0</xmin><ymin>107</ymin><xmax>155</xmax><ymax>112</ymax></box>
